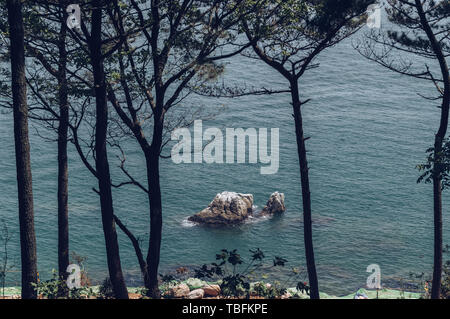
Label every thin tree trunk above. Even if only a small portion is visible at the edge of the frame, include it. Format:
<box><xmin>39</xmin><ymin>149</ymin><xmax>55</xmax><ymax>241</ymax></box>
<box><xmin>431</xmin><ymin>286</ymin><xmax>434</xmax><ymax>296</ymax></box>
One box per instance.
<box><xmin>113</xmin><ymin>215</ymin><xmax>151</xmax><ymax>288</ymax></box>
<box><xmin>7</xmin><ymin>0</ymin><xmax>38</xmax><ymax>300</ymax></box>
<box><xmin>57</xmin><ymin>2</ymin><xmax>69</xmax><ymax>284</ymax></box>
<box><xmin>90</xmin><ymin>2</ymin><xmax>129</xmax><ymax>299</ymax></box>
<box><xmin>415</xmin><ymin>0</ymin><xmax>450</xmax><ymax>299</ymax></box>
<box><xmin>290</xmin><ymin>79</ymin><xmax>320</xmax><ymax>299</ymax></box>
<box><xmin>432</xmin><ymin>148</ymin><xmax>443</xmax><ymax>299</ymax></box>
<box><xmin>145</xmin><ymin>113</ymin><xmax>164</xmax><ymax>298</ymax></box>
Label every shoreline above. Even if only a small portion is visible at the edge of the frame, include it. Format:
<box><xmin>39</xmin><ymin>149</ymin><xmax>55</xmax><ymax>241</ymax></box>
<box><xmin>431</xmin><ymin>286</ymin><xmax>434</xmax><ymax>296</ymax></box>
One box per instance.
<box><xmin>0</xmin><ymin>279</ymin><xmax>423</xmax><ymax>299</ymax></box>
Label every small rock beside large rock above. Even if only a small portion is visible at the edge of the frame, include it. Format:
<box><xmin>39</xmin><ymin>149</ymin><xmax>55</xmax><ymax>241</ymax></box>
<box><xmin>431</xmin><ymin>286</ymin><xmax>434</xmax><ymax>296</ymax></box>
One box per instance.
<box><xmin>188</xmin><ymin>289</ymin><xmax>205</xmax><ymax>299</ymax></box>
<box><xmin>202</xmin><ymin>284</ymin><xmax>221</xmax><ymax>297</ymax></box>
<box><xmin>261</xmin><ymin>192</ymin><xmax>286</xmax><ymax>215</ymax></box>
<box><xmin>188</xmin><ymin>192</ymin><xmax>253</xmax><ymax>226</ymax></box>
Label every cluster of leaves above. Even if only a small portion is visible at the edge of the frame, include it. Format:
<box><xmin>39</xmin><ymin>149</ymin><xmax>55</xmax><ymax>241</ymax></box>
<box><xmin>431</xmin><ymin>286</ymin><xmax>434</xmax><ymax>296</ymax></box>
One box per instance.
<box><xmin>253</xmin><ymin>282</ymin><xmax>286</xmax><ymax>299</ymax></box>
<box><xmin>417</xmin><ymin>139</ymin><xmax>450</xmax><ymax>190</ymax></box>
<box><xmin>0</xmin><ymin>219</ymin><xmax>14</xmax><ymax>298</ymax></box>
<box><xmin>441</xmin><ymin>260</ymin><xmax>450</xmax><ymax>299</ymax></box>
<box><xmin>32</xmin><ymin>269</ymin><xmax>95</xmax><ymax>299</ymax></box>
<box><xmin>404</xmin><ymin>245</ymin><xmax>450</xmax><ymax>299</ymax></box>
<box><xmin>252</xmin><ymin>279</ymin><xmax>309</xmax><ymax>299</ymax></box>
<box><xmin>194</xmin><ymin>249</ymin><xmax>249</xmax><ymax>297</ymax></box>
<box><xmin>194</xmin><ymin>248</ymin><xmax>309</xmax><ymax>298</ymax></box>
<box><xmin>33</xmin><ymin>273</ymin><xmax>128</xmax><ymax>300</ymax></box>
<box><xmin>98</xmin><ymin>278</ymin><xmax>115</xmax><ymax>299</ymax></box>
<box><xmin>386</xmin><ymin>0</ymin><xmax>450</xmax><ymax>55</ymax></box>
<box><xmin>441</xmin><ymin>245</ymin><xmax>450</xmax><ymax>299</ymax></box>
<box><xmin>160</xmin><ymin>274</ymin><xmax>177</xmax><ymax>283</ymax></box>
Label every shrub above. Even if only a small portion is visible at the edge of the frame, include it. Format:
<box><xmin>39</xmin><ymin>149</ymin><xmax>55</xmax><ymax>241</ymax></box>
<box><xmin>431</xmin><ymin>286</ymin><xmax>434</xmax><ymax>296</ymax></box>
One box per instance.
<box><xmin>98</xmin><ymin>278</ymin><xmax>115</xmax><ymax>299</ymax></box>
<box><xmin>441</xmin><ymin>246</ymin><xmax>450</xmax><ymax>299</ymax></box>
<box><xmin>194</xmin><ymin>248</ymin><xmax>309</xmax><ymax>298</ymax></box>
<box><xmin>253</xmin><ymin>282</ymin><xmax>286</xmax><ymax>299</ymax></box>
<box><xmin>32</xmin><ymin>269</ymin><xmax>95</xmax><ymax>299</ymax></box>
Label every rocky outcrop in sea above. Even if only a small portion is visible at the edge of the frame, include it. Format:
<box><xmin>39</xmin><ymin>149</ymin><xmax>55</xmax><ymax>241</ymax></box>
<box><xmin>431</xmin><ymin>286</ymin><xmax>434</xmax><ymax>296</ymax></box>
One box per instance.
<box><xmin>188</xmin><ymin>192</ymin><xmax>254</xmax><ymax>225</ymax></box>
<box><xmin>188</xmin><ymin>191</ymin><xmax>285</xmax><ymax>226</ymax></box>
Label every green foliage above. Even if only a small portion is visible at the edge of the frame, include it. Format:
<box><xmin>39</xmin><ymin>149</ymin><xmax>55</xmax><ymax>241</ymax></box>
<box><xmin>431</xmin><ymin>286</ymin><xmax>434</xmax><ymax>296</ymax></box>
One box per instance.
<box><xmin>417</xmin><ymin>139</ymin><xmax>450</xmax><ymax>189</ymax></box>
<box><xmin>194</xmin><ymin>248</ymin><xmax>308</xmax><ymax>298</ymax></box>
<box><xmin>441</xmin><ymin>260</ymin><xmax>450</xmax><ymax>299</ymax></box>
<box><xmin>273</xmin><ymin>256</ymin><xmax>287</xmax><ymax>267</ymax></box>
<box><xmin>386</xmin><ymin>0</ymin><xmax>449</xmax><ymax>54</ymax></box>
<box><xmin>403</xmin><ymin>246</ymin><xmax>450</xmax><ymax>300</ymax></box>
<box><xmin>0</xmin><ymin>219</ymin><xmax>14</xmax><ymax>298</ymax></box>
<box><xmin>221</xmin><ymin>273</ymin><xmax>250</xmax><ymax>297</ymax></box>
<box><xmin>98</xmin><ymin>278</ymin><xmax>115</xmax><ymax>300</ymax></box>
<box><xmin>296</xmin><ymin>281</ymin><xmax>310</xmax><ymax>295</ymax></box>
<box><xmin>441</xmin><ymin>245</ymin><xmax>450</xmax><ymax>299</ymax></box>
<box><xmin>253</xmin><ymin>282</ymin><xmax>286</xmax><ymax>299</ymax></box>
<box><xmin>242</xmin><ymin>0</ymin><xmax>374</xmax><ymax>64</ymax></box>
<box><xmin>136</xmin><ymin>287</ymin><xmax>151</xmax><ymax>299</ymax></box>
<box><xmin>160</xmin><ymin>273</ymin><xmax>176</xmax><ymax>283</ymax></box>
<box><xmin>32</xmin><ymin>269</ymin><xmax>95</xmax><ymax>299</ymax></box>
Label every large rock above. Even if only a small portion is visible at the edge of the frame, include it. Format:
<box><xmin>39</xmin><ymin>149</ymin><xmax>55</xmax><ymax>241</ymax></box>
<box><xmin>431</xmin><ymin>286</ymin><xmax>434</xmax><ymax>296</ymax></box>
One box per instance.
<box><xmin>169</xmin><ymin>283</ymin><xmax>190</xmax><ymax>298</ymax></box>
<box><xmin>188</xmin><ymin>289</ymin><xmax>205</xmax><ymax>299</ymax></box>
<box><xmin>202</xmin><ymin>284</ymin><xmax>221</xmax><ymax>297</ymax></box>
<box><xmin>261</xmin><ymin>192</ymin><xmax>286</xmax><ymax>215</ymax></box>
<box><xmin>188</xmin><ymin>192</ymin><xmax>254</xmax><ymax>225</ymax></box>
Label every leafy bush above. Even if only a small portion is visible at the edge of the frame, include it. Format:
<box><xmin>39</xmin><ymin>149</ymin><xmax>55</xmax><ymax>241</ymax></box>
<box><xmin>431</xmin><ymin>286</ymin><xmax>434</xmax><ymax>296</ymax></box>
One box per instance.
<box><xmin>0</xmin><ymin>219</ymin><xmax>14</xmax><ymax>298</ymax></box>
<box><xmin>403</xmin><ymin>245</ymin><xmax>450</xmax><ymax>299</ymax></box>
<box><xmin>441</xmin><ymin>245</ymin><xmax>450</xmax><ymax>299</ymax></box>
<box><xmin>32</xmin><ymin>269</ymin><xmax>95</xmax><ymax>299</ymax></box>
<box><xmin>441</xmin><ymin>260</ymin><xmax>450</xmax><ymax>299</ymax></box>
<box><xmin>98</xmin><ymin>278</ymin><xmax>115</xmax><ymax>299</ymax></box>
<box><xmin>194</xmin><ymin>248</ymin><xmax>309</xmax><ymax>298</ymax></box>
<box><xmin>253</xmin><ymin>282</ymin><xmax>286</xmax><ymax>299</ymax></box>
<box><xmin>417</xmin><ymin>139</ymin><xmax>450</xmax><ymax>188</ymax></box>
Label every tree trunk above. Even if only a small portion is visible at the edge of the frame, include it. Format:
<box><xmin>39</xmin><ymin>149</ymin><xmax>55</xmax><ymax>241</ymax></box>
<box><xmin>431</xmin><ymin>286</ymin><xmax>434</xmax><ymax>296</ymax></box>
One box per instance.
<box><xmin>414</xmin><ymin>0</ymin><xmax>450</xmax><ymax>299</ymax></box>
<box><xmin>57</xmin><ymin>2</ymin><xmax>69</xmax><ymax>284</ymax></box>
<box><xmin>7</xmin><ymin>0</ymin><xmax>38</xmax><ymax>300</ymax></box>
<box><xmin>290</xmin><ymin>79</ymin><xmax>320</xmax><ymax>299</ymax></box>
<box><xmin>429</xmin><ymin>65</ymin><xmax>449</xmax><ymax>299</ymax></box>
<box><xmin>145</xmin><ymin>112</ymin><xmax>164</xmax><ymax>298</ymax></box>
<box><xmin>90</xmin><ymin>2</ymin><xmax>129</xmax><ymax>299</ymax></box>
<box><xmin>431</xmin><ymin>141</ymin><xmax>443</xmax><ymax>299</ymax></box>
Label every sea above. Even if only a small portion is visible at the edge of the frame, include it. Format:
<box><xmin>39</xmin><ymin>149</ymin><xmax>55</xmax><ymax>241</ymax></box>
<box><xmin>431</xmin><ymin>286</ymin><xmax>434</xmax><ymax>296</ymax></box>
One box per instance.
<box><xmin>0</xmin><ymin>24</ymin><xmax>448</xmax><ymax>296</ymax></box>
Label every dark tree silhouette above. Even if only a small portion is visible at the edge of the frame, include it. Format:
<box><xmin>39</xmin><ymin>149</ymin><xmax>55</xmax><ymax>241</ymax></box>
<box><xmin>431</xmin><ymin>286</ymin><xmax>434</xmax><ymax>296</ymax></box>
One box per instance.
<box><xmin>6</xmin><ymin>0</ymin><xmax>38</xmax><ymax>299</ymax></box>
<box><xmin>87</xmin><ymin>0</ymin><xmax>129</xmax><ymax>299</ymax></box>
<box><xmin>356</xmin><ymin>0</ymin><xmax>449</xmax><ymax>299</ymax></box>
<box><xmin>56</xmin><ymin>1</ymin><xmax>70</xmax><ymax>285</ymax></box>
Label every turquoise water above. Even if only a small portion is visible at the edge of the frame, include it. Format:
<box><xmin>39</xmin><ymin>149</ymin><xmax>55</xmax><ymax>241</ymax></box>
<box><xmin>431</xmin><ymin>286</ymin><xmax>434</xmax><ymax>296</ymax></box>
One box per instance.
<box><xmin>0</xmin><ymin>35</ymin><xmax>448</xmax><ymax>295</ymax></box>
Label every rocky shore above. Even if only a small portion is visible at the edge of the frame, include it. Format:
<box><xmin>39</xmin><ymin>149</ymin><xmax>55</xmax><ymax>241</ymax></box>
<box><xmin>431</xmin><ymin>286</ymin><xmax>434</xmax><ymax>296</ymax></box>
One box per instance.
<box><xmin>0</xmin><ymin>279</ymin><xmax>423</xmax><ymax>299</ymax></box>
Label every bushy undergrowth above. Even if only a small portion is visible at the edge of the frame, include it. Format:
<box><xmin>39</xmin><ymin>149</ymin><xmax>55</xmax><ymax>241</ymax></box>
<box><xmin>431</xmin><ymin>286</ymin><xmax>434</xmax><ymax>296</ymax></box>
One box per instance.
<box><xmin>98</xmin><ymin>278</ymin><xmax>115</xmax><ymax>299</ymax></box>
<box><xmin>32</xmin><ymin>269</ymin><xmax>95</xmax><ymax>299</ymax></box>
<box><xmin>440</xmin><ymin>263</ymin><xmax>450</xmax><ymax>299</ymax></box>
<box><xmin>193</xmin><ymin>248</ymin><xmax>310</xmax><ymax>298</ymax></box>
